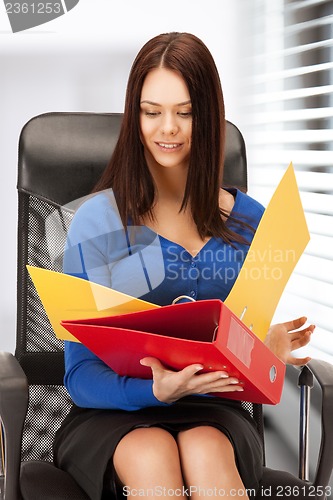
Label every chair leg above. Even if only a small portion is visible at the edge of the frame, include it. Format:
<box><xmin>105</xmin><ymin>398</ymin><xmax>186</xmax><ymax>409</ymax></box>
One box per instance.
<box><xmin>0</xmin><ymin>423</ymin><xmax>4</xmax><ymax>477</ymax></box>
<box><xmin>298</xmin><ymin>365</ymin><xmax>314</xmax><ymax>481</ymax></box>
<box><xmin>0</xmin><ymin>423</ymin><xmax>6</xmax><ymax>499</ymax></box>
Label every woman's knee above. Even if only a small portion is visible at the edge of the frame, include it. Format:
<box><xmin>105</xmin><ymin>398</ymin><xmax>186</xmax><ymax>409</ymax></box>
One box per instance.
<box><xmin>114</xmin><ymin>427</ymin><xmax>179</xmax><ymax>477</ymax></box>
<box><xmin>176</xmin><ymin>426</ymin><xmax>246</xmax><ymax>496</ymax></box>
<box><xmin>177</xmin><ymin>426</ymin><xmax>235</xmax><ymax>462</ymax></box>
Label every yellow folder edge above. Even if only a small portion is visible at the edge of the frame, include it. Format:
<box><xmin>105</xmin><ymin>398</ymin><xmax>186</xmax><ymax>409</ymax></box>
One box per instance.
<box><xmin>27</xmin><ymin>265</ymin><xmax>159</xmax><ymax>342</ymax></box>
<box><xmin>225</xmin><ymin>162</ymin><xmax>310</xmax><ymax>340</ymax></box>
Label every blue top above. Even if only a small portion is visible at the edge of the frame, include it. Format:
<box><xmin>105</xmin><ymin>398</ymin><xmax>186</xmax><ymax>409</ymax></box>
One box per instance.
<box><xmin>63</xmin><ymin>188</ymin><xmax>264</xmax><ymax>411</ymax></box>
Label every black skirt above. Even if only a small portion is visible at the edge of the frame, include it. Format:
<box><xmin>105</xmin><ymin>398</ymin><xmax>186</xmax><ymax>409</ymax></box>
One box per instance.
<box><xmin>53</xmin><ymin>396</ymin><xmax>264</xmax><ymax>500</ymax></box>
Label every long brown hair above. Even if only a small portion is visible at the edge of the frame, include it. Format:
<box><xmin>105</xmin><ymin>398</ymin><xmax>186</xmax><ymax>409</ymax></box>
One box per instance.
<box><xmin>94</xmin><ymin>32</ymin><xmax>249</xmax><ymax>244</ymax></box>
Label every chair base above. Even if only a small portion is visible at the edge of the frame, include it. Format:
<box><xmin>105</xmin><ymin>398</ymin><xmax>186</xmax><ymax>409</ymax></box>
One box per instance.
<box><xmin>0</xmin><ymin>475</ymin><xmax>4</xmax><ymax>500</ymax></box>
<box><xmin>258</xmin><ymin>467</ymin><xmax>320</xmax><ymax>499</ymax></box>
<box><xmin>20</xmin><ymin>461</ymin><xmax>89</xmax><ymax>500</ymax></box>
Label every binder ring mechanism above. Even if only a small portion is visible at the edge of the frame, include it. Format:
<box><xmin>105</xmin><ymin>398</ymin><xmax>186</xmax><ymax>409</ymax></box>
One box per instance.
<box><xmin>172</xmin><ymin>295</ymin><xmax>196</xmax><ymax>304</ymax></box>
<box><xmin>172</xmin><ymin>295</ymin><xmax>219</xmax><ymax>370</ymax></box>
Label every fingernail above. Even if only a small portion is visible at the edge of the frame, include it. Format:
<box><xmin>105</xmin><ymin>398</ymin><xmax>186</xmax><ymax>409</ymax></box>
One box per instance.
<box><xmin>195</xmin><ymin>365</ymin><xmax>204</xmax><ymax>371</ymax></box>
<box><xmin>220</xmin><ymin>372</ymin><xmax>229</xmax><ymax>378</ymax></box>
<box><xmin>230</xmin><ymin>379</ymin><xmax>240</xmax><ymax>384</ymax></box>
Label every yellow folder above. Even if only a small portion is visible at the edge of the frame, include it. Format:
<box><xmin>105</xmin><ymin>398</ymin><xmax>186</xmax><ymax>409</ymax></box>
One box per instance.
<box><xmin>27</xmin><ymin>265</ymin><xmax>159</xmax><ymax>342</ymax></box>
<box><xmin>225</xmin><ymin>162</ymin><xmax>310</xmax><ymax>339</ymax></box>
<box><xmin>28</xmin><ymin>162</ymin><xmax>309</xmax><ymax>343</ymax></box>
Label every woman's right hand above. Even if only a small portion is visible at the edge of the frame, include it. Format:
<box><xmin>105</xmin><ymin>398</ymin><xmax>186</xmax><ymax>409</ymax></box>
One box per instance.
<box><xmin>140</xmin><ymin>357</ymin><xmax>244</xmax><ymax>404</ymax></box>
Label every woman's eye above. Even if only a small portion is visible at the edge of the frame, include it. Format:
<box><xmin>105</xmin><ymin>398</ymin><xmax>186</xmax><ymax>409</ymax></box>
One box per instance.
<box><xmin>142</xmin><ymin>110</ymin><xmax>191</xmax><ymax>118</ymax></box>
<box><xmin>144</xmin><ymin>111</ymin><xmax>160</xmax><ymax>117</ymax></box>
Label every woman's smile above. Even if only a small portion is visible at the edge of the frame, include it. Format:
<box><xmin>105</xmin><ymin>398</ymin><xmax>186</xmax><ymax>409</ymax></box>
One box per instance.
<box><xmin>155</xmin><ymin>141</ymin><xmax>184</xmax><ymax>151</ymax></box>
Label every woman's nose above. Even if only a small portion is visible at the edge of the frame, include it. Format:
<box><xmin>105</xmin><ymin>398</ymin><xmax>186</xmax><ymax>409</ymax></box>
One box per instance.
<box><xmin>161</xmin><ymin>113</ymin><xmax>178</xmax><ymax>136</ymax></box>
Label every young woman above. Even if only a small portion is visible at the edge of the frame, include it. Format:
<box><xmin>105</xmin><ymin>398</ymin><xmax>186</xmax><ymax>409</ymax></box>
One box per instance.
<box><xmin>53</xmin><ymin>32</ymin><xmax>313</xmax><ymax>500</ymax></box>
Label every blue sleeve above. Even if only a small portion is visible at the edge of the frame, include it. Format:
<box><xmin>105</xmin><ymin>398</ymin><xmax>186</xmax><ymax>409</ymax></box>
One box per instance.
<box><xmin>64</xmin><ymin>341</ymin><xmax>166</xmax><ymax>410</ymax></box>
<box><xmin>63</xmin><ymin>192</ymin><xmax>170</xmax><ymax>411</ymax></box>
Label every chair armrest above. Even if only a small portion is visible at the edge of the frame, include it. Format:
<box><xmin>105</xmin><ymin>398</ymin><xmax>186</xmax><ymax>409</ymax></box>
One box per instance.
<box><xmin>0</xmin><ymin>351</ymin><xmax>29</xmax><ymax>500</ymax></box>
<box><xmin>306</xmin><ymin>359</ymin><xmax>333</xmax><ymax>488</ymax></box>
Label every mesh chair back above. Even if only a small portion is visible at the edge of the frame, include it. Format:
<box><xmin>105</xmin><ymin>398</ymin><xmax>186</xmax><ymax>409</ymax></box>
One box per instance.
<box><xmin>16</xmin><ymin>112</ymin><xmax>257</xmax><ymax>463</ymax></box>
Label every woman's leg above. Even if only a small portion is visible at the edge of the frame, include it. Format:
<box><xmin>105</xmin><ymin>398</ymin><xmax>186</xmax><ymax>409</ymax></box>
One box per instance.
<box><xmin>177</xmin><ymin>426</ymin><xmax>250</xmax><ymax>500</ymax></box>
<box><xmin>113</xmin><ymin>427</ymin><xmax>187</xmax><ymax>500</ymax></box>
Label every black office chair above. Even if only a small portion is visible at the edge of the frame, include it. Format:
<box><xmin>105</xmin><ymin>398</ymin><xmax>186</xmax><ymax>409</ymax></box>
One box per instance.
<box><xmin>0</xmin><ymin>112</ymin><xmax>332</xmax><ymax>500</ymax></box>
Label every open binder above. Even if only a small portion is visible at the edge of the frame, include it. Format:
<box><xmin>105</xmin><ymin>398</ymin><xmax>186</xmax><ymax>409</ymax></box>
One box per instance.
<box><xmin>61</xmin><ymin>299</ymin><xmax>286</xmax><ymax>405</ymax></box>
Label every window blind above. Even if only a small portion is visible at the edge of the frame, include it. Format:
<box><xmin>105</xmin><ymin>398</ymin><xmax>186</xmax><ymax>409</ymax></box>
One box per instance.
<box><xmin>237</xmin><ymin>0</ymin><xmax>333</xmax><ymax>362</ymax></box>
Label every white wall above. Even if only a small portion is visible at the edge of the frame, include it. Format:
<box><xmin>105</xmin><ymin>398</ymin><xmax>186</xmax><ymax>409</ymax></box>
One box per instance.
<box><xmin>0</xmin><ymin>0</ymin><xmax>244</xmax><ymax>353</ymax></box>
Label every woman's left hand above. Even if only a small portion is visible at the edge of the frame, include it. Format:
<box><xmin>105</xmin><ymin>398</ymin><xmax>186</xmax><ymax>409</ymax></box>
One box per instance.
<box><xmin>264</xmin><ymin>317</ymin><xmax>315</xmax><ymax>366</ymax></box>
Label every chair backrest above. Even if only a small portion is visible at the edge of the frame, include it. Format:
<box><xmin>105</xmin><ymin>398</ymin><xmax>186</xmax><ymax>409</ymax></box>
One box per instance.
<box><xmin>16</xmin><ymin>112</ymin><xmax>259</xmax><ymax>463</ymax></box>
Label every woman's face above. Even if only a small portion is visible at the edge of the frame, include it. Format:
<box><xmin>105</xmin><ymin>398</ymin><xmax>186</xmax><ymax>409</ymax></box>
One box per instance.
<box><xmin>140</xmin><ymin>67</ymin><xmax>192</xmax><ymax>172</ymax></box>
